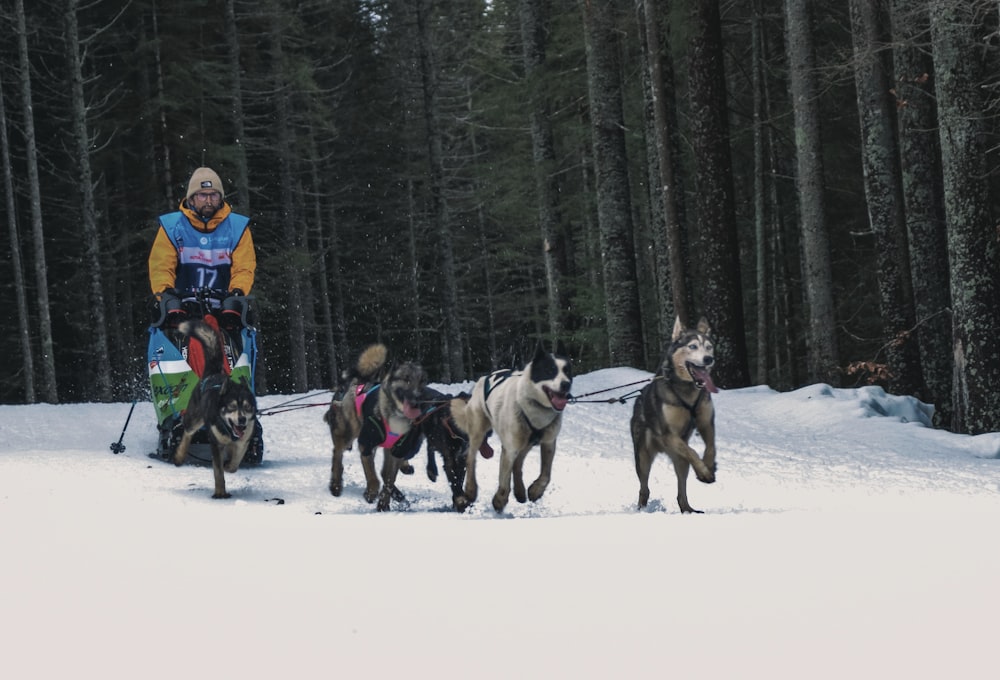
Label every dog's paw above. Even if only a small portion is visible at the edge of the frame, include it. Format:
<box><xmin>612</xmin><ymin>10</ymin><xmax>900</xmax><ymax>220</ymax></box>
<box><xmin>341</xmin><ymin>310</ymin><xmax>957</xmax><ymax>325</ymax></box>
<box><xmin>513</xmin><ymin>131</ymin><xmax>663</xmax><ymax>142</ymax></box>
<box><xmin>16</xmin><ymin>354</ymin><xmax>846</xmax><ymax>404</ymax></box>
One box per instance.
<box><xmin>452</xmin><ymin>495</ymin><xmax>469</xmax><ymax>513</ymax></box>
<box><xmin>329</xmin><ymin>481</ymin><xmax>343</xmax><ymax>497</ymax></box>
<box><xmin>399</xmin><ymin>461</ymin><xmax>414</xmax><ymax>475</ymax></box>
<box><xmin>376</xmin><ymin>490</ymin><xmax>392</xmax><ymax>512</ymax></box>
<box><xmin>527</xmin><ymin>479</ymin><xmax>548</xmax><ymax>502</ymax></box>
<box><xmin>212</xmin><ymin>491</ymin><xmax>232</xmax><ymax>499</ymax></box>
<box><xmin>363</xmin><ymin>488</ymin><xmax>378</xmax><ymax>503</ymax></box>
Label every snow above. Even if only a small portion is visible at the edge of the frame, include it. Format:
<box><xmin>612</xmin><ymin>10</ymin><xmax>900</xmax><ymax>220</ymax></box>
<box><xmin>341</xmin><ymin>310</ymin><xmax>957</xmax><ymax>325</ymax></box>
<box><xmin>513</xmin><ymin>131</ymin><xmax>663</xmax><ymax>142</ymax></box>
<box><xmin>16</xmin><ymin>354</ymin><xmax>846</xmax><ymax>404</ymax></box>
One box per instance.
<box><xmin>2</xmin><ymin>366</ymin><xmax>999</xmax><ymax>679</ymax></box>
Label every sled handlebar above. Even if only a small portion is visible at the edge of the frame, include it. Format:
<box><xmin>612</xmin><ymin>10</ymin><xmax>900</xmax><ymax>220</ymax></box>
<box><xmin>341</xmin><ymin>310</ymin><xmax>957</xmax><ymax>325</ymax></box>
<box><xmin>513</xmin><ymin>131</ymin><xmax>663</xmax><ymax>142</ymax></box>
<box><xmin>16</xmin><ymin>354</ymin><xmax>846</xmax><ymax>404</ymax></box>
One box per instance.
<box><xmin>150</xmin><ymin>287</ymin><xmax>256</xmax><ymax>330</ymax></box>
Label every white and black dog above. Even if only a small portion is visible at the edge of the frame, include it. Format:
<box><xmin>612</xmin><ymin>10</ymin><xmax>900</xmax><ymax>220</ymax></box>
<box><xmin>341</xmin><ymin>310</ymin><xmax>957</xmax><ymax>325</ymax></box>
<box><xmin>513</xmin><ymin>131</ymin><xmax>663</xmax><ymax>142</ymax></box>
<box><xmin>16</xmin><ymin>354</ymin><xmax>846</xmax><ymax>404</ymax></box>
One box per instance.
<box><xmin>452</xmin><ymin>344</ymin><xmax>573</xmax><ymax>512</ymax></box>
<box><xmin>630</xmin><ymin>316</ymin><xmax>718</xmax><ymax>512</ymax></box>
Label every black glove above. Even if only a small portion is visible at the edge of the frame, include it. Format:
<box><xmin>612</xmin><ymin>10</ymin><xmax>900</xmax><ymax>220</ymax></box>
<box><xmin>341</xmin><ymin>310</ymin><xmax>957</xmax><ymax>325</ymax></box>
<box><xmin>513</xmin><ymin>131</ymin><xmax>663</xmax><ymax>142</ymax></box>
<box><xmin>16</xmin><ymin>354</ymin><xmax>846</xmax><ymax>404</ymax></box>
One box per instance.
<box><xmin>159</xmin><ymin>288</ymin><xmax>181</xmax><ymax>310</ymax></box>
<box><xmin>221</xmin><ymin>290</ymin><xmax>245</xmax><ymax>331</ymax></box>
<box><xmin>155</xmin><ymin>288</ymin><xmax>187</xmax><ymax>327</ymax></box>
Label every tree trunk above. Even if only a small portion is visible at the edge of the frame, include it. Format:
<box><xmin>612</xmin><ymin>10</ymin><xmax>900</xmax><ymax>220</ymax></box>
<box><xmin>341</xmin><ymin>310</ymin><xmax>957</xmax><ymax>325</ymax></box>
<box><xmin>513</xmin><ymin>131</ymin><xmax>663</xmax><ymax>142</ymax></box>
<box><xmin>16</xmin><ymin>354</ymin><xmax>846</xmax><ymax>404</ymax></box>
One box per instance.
<box><xmin>0</xmin><ymin>70</ymin><xmax>35</xmax><ymax>403</ymax></box>
<box><xmin>889</xmin><ymin>0</ymin><xmax>953</xmax><ymax>427</ymax></box>
<box><xmin>521</xmin><ymin>0</ymin><xmax>570</xmax><ymax>342</ymax></box>
<box><xmin>66</xmin><ymin>0</ymin><xmax>113</xmax><ymax>402</ymax></box>
<box><xmin>306</xmin><ymin>134</ymin><xmax>338</xmax><ymax>387</ymax></box>
<box><xmin>848</xmin><ymin>0</ymin><xmax>922</xmax><ymax>397</ymax></box>
<box><xmin>784</xmin><ymin>0</ymin><xmax>840</xmax><ymax>385</ymax></box>
<box><xmin>224</xmin><ymin>0</ymin><xmax>250</xmax><ymax>212</ymax></box>
<box><xmin>15</xmin><ymin>0</ymin><xmax>58</xmax><ymax>402</ymax></box>
<box><xmin>581</xmin><ymin>0</ymin><xmax>643</xmax><ymax>368</ymax></box>
<box><xmin>640</xmin><ymin>0</ymin><xmax>687</xmax><ymax>340</ymax></box>
<box><xmin>929</xmin><ymin>0</ymin><xmax>1000</xmax><ymax>434</ymax></box>
<box><xmin>687</xmin><ymin>0</ymin><xmax>750</xmax><ymax>388</ymax></box>
<box><xmin>270</xmin><ymin>10</ymin><xmax>308</xmax><ymax>392</ymax></box>
<box><xmin>150</xmin><ymin>0</ymin><xmax>173</xmax><ymax>207</ymax></box>
<box><xmin>416</xmin><ymin>0</ymin><xmax>464</xmax><ymax>380</ymax></box>
<box><xmin>751</xmin><ymin>0</ymin><xmax>769</xmax><ymax>386</ymax></box>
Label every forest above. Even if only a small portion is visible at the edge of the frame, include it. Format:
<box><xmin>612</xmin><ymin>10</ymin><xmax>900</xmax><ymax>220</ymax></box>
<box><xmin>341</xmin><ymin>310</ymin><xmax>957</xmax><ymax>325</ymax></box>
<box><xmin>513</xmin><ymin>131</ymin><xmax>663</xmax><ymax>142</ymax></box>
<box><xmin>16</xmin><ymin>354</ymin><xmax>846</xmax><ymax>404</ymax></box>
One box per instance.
<box><xmin>2</xmin><ymin>0</ymin><xmax>1000</xmax><ymax>435</ymax></box>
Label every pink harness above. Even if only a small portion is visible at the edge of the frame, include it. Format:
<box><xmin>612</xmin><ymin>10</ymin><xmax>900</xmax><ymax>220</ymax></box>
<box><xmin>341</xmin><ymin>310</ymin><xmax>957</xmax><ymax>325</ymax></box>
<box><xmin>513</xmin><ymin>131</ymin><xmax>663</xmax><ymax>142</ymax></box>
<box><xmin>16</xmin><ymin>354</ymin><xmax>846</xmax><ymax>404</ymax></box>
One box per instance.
<box><xmin>354</xmin><ymin>384</ymin><xmax>403</xmax><ymax>449</ymax></box>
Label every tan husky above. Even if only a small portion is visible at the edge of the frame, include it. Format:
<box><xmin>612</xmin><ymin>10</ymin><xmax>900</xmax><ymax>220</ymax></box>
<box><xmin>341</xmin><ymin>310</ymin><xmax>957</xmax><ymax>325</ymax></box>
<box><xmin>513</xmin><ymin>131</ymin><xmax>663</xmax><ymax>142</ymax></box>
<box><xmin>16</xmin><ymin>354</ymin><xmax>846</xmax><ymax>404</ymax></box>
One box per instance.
<box><xmin>630</xmin><ymin>317</ymin><xmax>718</xmax><ymax>512</ymax></box>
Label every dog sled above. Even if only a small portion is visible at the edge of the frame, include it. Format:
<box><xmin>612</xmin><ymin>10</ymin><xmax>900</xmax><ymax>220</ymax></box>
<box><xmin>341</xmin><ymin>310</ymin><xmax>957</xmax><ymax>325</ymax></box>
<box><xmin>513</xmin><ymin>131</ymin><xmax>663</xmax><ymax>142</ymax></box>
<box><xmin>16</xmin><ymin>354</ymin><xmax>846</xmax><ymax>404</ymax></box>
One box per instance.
<box><xmin>146</xmin><ymin>287</ymin><xmax>264</xmax><ymax>467</ymax></box>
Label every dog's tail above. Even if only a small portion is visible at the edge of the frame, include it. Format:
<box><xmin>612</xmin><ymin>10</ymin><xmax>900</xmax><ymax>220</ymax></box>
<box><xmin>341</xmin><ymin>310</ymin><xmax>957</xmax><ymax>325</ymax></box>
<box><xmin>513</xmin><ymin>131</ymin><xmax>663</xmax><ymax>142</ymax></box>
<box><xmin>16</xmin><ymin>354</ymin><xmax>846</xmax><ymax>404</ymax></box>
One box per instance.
<box><xmin>178</xmin><ymin>318</ymin><xmax>225</xmax><ymax>376</ymax></box>
<box><xmin>447</xmin><ymin>395</ymin><xmax>470</xmax><ymax>435</ymax></box>
<box><xmin>352</xmin><ymin>343</ymin><xmax>389</xmax><ymax>383</ymax></box>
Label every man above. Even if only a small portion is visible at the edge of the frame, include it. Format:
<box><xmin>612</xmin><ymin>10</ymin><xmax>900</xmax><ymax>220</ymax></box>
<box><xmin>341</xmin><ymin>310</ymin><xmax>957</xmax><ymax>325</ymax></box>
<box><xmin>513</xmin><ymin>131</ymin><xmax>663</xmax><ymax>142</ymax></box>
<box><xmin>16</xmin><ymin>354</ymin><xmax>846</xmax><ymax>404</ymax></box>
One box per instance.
<box><xmin>148</xmin><ymin>167</ymin><xmax>256</xmax><ymax>331</ymax></box>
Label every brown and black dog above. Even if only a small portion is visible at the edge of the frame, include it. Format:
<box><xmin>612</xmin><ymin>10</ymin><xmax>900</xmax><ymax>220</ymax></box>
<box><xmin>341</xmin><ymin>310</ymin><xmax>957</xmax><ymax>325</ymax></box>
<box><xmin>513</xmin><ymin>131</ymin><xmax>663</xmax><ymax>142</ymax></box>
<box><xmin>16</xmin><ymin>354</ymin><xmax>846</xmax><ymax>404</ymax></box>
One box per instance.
<box><xmin>385</xmin><ymin>386</ymin><xmax>481</xmax><ymax>512</ymax></box>
<box><xmin>630</xmin><ymin>316</ymin><xmax>719</xmax><ymax>513</ymax></box>
<box><xmin>172</xmin><ymin>318</ymin><xmax>258</xmax><ymax>499</ymax></box>
<box><xmin>323</xmin><ymin>343</ymin><xmax>427</xmax><ymax>511</ymax></box>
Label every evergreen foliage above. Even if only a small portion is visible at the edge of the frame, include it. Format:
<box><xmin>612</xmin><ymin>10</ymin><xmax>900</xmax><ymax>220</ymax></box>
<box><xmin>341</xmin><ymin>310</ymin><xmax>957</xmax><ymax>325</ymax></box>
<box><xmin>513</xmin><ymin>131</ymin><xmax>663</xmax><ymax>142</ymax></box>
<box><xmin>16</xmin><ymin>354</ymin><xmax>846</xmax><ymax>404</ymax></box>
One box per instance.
<box><xmin>2</xmin><ymin>0</ymin><xmax>1000</xmax><ymax>433</ymax></box>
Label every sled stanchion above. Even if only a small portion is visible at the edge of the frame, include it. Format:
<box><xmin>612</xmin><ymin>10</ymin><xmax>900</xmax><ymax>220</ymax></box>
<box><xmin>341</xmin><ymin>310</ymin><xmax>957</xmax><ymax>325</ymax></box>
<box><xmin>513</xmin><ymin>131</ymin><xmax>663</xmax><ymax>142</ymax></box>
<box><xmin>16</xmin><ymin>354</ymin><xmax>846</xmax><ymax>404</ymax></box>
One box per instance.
<box><xmin>110</xmin><ymin>400</ymin><xmax>138</xmax><ymax>454</ymax></box>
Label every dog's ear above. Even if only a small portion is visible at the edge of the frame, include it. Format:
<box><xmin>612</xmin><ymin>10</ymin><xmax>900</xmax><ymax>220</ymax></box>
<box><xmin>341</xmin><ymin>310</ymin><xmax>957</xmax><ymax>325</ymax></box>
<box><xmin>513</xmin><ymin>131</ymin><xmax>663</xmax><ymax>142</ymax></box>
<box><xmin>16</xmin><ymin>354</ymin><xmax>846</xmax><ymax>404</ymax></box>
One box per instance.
<box><xmin>696</xmin><ymin>317</ymin><xmax>711</xmax><ymax>336</ymax></box>
<box><xmin>672</xmin><ymin>316</ymin><xmax>685</xmax><ymax>341</ymax></box>
<box><xmin>554</xmin><ymin>338</ymin><xmax>567</xmax><ymax>358</ymax></box>
<box><xmin>380</xmin><ymin>357</ymin><xmax>396</xmax><ymax>383</ymax></box>
<box><xmin>533</xmin><ymin>340</ymin><xmax>547</xmax><ymax>362</ymax></box>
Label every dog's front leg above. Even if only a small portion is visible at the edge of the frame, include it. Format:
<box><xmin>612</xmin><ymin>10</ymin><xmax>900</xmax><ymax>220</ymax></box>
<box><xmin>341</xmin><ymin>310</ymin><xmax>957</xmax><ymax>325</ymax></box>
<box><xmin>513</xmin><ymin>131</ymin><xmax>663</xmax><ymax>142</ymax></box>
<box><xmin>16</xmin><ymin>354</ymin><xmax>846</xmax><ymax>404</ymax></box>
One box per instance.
<box><xmin>512</xmin><ymin>449</ymin><xmax>528</xmax><ymax>503</ymax></box>
<box><xmin>668</xmin><ymin>455</ymin><xmax>699</xmax><ymax>513</ymax></box>
<box><xmin>377</xmin><ymin>455</ymin><xmax>403</xmax><ymax>511</ymax></box>
<box><xmin>527</xmin><ymin>439</ymin><xmax>556</xmax><ymax>502</ymax></box>
<box><xmin>329</xmin><ymin>445</ymin><xmax>345</xmax><ymax>496</ymax></box>
<box><xmin>360</xmin><ymin>449</ymin><xmax>380</xmax><ymax>503</ymax></box>
<box><xmin>670</xmin><ymin>432</ymin><xmax>715</xmax><ymax>484</ymax></box>
<box><xmin>211</xmin><ymin>444</ymin><xmax>231</xmax><ymax>499</ymax></box>
<box><xmin>426</xmin><ymin>448</ymin><xmax>439</xmax><ymax>482</ymax></box>
<box><xmin>633</xmin><ymin>439</ymin><xmax>654</xmax><ymax>509</ymax></box>
<box><xmin>462</xmin><ymin>437</ymin><xmax>481</xmax><ymax>505</ymax></box>
<box><xmin>439</xmin><ymin>446</ymin><xmax>469</xmax><ymax>512</ymax></box>
<box><xmin>492</xmin><ymin>446</ymin><xmax>516</xmax><ymax>512</ymax></box>
<box><xmin>173</xmin><ymin>430</ymin><xmax>194</xmax><ymax>467</ymax></box>
<box><xmin>695</xmin><ymin>402</ymin><xmax>717</xmax><ymax>477</ymax></box>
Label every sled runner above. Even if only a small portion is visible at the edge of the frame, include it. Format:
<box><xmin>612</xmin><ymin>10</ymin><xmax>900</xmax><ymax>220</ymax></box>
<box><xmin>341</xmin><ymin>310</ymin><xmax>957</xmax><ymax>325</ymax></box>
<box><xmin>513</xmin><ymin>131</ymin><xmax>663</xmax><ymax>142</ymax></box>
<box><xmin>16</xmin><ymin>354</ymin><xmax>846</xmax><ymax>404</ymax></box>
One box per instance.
<box><xmin>147</xmin><ymin>288</ymin><xmax>264</xmax><ymax>467</ymax></box>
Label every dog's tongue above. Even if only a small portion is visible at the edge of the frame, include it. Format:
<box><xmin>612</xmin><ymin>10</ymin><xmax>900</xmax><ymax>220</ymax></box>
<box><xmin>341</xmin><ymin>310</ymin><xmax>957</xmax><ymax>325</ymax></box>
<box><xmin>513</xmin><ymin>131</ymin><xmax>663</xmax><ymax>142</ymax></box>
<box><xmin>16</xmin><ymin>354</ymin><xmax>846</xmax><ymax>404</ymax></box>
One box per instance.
<box><xmin>549</xmin><ymin>391</ymin><xmax>569</xmax><ymax>411</ymax></box>
<box><xmin>690</xmin><ymin>365</ymin><xmax>719</xmax><ymax>393</ymax></box>
<box><xmin>403</xmin><ymin>401</ymin><xmax>422</xmax><ymax>420</ymax></box>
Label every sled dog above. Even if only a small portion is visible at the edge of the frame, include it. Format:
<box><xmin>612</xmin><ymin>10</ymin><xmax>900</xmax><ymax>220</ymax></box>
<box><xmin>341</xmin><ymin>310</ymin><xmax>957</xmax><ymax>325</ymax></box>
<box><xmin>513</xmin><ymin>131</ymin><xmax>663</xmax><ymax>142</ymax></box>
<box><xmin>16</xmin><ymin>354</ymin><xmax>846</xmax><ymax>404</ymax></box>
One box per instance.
<box><xmin>173</xmin><ymin>318</ymin><xmax>258</xmax><ymax>499</ymax></box>
<box><xmin>630</xmin><ymin>316</ymin><xmax>718</xmax><ymax>512</ymax></box>
<box><xmin>323</xmin><ymin>343</ymin><xmax>428</xmax><ymax>511</ymax></box>
<box><xmin>452</xmin><ymin>343</ymin><xmax>573</xmax><ymax>512</ymax></box>
<box><xmin>388</xmin><ymin>386</ymin><xmax>477</xmax><ymax>512</ymax></box>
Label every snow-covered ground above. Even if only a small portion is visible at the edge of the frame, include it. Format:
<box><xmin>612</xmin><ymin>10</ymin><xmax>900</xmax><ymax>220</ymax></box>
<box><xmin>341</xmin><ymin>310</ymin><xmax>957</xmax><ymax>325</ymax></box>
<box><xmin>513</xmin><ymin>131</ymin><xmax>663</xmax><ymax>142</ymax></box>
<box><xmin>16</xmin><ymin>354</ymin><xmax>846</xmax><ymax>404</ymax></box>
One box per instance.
<box><xmin>2</xmin><ymin>367</ymin><xmax>998</xmax><ymax>679</ymax></box>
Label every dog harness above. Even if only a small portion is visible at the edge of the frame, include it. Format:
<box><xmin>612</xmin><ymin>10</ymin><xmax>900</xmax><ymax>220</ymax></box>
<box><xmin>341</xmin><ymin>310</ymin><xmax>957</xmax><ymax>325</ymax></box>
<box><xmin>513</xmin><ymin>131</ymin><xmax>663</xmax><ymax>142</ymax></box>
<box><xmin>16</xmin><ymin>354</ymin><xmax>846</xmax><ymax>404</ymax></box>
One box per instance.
<box><xmin>666</xmin><ymin>378</ymin><xmax>706</xmax><ymax>417</ymax></box>
<box><xmin>354</xmin><ymin>384</ymin><xmax>404</xmax><ymax>451</ymax></box>
<box><xmin>192</xmin><ymin>373</ymin><xmax>245</xmax><ymax>442</ymax></box>
<box><xmin>482</xmin><ymin>369</ymin><xmax>513</xmax><ymax>420</ymax></box>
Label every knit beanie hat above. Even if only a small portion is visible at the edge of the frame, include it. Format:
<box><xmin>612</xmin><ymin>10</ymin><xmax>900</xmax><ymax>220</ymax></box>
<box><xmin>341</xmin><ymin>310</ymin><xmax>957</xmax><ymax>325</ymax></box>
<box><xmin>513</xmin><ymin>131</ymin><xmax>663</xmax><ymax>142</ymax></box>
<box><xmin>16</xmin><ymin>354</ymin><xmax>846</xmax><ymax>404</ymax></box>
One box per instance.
<box><xmin>186</xmin><ymin>167</ymin><xmax>225</xmax><ymax>200</ymax></box>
